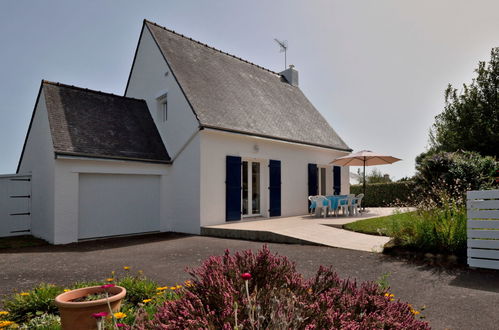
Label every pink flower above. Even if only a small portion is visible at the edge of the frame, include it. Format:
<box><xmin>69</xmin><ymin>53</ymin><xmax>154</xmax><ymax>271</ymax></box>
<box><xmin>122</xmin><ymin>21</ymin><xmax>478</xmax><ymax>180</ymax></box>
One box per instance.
<box><xmin>241</xmin><ymin>273</ymin><xmax>252</xmax><ymax>281</ymax></box>
<box><xmin>100</xmin><ymin>284</ymin><xmax>115</xmax><ymax>289</ymax></box>
<box><xmin>117</xmin><ymin>323</ymin><xmax>126</xmax><ymax>327</ymax></box>
<box><xmin>92</xmin><ymin>312</ymin><xmax>108</xmax><ymax>318</ymax></box>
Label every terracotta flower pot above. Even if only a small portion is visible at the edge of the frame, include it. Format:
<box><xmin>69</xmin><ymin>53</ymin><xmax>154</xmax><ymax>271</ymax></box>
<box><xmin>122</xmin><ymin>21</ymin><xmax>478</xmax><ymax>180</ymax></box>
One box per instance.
<box><xmin>55</xmin><ymin>285</ymin><xmax>126</xmax><ymax>330</ymax></box>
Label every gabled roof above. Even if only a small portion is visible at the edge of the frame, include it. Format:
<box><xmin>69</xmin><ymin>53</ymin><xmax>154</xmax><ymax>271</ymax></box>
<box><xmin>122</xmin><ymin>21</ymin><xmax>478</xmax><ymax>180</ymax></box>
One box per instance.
<box><xmin>142</xmin><ymin>20</ymin><xmax>351</xmax><ymax>151</ymax></box>
<box><xmin>22</xmin><ymin>81</ymin><xmax>170</xmax><ymax>165</ymax></box>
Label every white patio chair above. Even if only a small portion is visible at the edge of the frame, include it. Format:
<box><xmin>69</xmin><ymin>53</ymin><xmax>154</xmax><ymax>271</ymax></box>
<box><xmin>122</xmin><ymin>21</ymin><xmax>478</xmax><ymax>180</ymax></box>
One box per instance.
<box><xmin>339</xmin><ymin>194</ymin><xmax>355</xmax><ymax>216</ymax></box>
<box><xmin>352</xmin><ymin>193</ymin><xmax>364</xmax><ymax>215</ymax></box>
<box><xmin>308</xmin><ymin>195</ymin><xmax>317</xmax><ymax>214</ymax></box>
<box><xmin>315</xmin><ymin>196</ymin><xmax>329</xmax><ymax>218</ymax></box>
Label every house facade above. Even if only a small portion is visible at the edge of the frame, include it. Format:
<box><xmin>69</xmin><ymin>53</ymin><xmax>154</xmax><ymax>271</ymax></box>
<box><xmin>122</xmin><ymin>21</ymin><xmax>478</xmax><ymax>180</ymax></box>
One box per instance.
<box><xmin>16</xmin><ymin>20</ymin><xmax>351</xmax><ymax>244</ymax></box>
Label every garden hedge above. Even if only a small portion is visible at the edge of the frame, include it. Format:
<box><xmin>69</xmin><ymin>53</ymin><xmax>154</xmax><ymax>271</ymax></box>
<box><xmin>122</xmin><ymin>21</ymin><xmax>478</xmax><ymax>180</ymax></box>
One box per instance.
<box><xmin>350</xmin><ymin>181</ymin><xmax>416</xmax><ymax>207</ymax></box>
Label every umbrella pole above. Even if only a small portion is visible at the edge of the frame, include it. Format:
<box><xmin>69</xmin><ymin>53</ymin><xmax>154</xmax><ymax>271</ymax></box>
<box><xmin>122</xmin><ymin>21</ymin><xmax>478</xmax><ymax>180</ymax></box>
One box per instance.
<box><xmin>362</xmin><ymin>161</ymin><xmax>366</xmax><ymax>212</ymax></box>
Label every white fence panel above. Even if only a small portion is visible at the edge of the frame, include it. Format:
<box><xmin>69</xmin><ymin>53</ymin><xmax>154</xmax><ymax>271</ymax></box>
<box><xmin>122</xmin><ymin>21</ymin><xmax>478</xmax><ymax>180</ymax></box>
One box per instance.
<box><xmin>467</xmin><ymin>189</ymin><xmax>499</xmax><ymax>270</ymax></box>
<box><xmin>0</xmin><ymin>174</ymin><xmax>31</xmax><ymax>237</ymax></box>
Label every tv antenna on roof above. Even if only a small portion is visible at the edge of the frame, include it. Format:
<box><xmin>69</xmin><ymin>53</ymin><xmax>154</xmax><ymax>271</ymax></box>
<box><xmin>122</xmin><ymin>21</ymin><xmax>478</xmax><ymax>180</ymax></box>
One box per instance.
<box><xmin>274</xmin><ymin>38</ymin><xmax>288</xmax><ymax>70</ymax></box>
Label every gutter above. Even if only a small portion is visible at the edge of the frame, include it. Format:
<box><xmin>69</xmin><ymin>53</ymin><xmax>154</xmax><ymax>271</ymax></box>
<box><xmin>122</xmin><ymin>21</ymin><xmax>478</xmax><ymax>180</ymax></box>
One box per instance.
<box><xmin>55</xmin><ymin>152</ymin><xmax>172</xmax><ymax>165</ymax></box>
<box><xmin>200</xmin><ymin>125</ymin><xmax>353</xmax><ymax>153</ymax></box>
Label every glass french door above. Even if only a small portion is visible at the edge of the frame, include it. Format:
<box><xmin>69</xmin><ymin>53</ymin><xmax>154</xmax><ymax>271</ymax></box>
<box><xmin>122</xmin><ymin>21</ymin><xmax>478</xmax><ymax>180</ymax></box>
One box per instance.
<box><xmin>242</xmin><ymin>161</ymin><xmax>261</xmax><ymax>217</ymax></box>
<box><xmin>318</xmin><ymin>167</ymin><xmax>327</xmax><ymax>195</ymax></box>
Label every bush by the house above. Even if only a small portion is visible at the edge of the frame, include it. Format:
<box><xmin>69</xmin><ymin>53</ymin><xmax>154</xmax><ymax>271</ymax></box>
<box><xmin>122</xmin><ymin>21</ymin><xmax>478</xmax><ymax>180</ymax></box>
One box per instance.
<box><xmin>135</xmin><ymin>246</ymin><xmax>429</xmax><ymax>329</ymax></box>
<box><xmin>351</xmin><ymin>181</ymin><xmax>416</xmax><ymax>207</ymax></box>
<box><xmin>414</xmin><ymin>150</ymin><xmax>497</xmax><ymax>199</ymax></box>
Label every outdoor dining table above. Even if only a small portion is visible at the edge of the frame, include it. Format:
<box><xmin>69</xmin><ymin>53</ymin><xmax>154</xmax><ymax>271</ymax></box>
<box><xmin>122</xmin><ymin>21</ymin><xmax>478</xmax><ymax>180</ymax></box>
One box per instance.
<box><xmin>312</xmin><ymin>195</ymin><xmax>348</xmax><ymax>217</ymax></box>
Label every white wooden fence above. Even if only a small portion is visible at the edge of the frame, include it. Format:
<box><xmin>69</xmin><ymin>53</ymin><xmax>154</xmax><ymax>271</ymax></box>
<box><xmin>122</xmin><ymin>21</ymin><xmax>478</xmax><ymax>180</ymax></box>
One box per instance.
<box><xmin>0</xmin><ymin>174</ymin><xmax>31</xmax><ymax>237</ymax></box>
<box><xmin>467</xmin><ymin>189</ymin><xmax>499</xmax><ymax>270</ymax></box>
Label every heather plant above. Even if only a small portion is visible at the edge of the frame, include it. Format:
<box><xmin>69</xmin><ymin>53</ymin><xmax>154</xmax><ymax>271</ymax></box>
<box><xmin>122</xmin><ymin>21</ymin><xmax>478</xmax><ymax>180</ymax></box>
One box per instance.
<box><xmin>134</xmin><ymin>246</ymin><xmax>429</xmax><ymax>329</ymax></box>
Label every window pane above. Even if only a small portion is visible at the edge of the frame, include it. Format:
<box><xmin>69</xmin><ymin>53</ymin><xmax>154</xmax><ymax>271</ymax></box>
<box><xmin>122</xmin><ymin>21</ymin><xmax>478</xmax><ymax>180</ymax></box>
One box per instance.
<box><xmin>242</xmin><ymin>161</ymin><xmax>248</xmax><ymax>215</ymax></box>
<box><xmin>252</xmin><ymin>162</ymin><xmax>260</xmax><ymax>214</ymax></box>
<box><xmin>163</xmin><ymin>101</ymin><xmax>168</xmax><ymax>121</ymax></box>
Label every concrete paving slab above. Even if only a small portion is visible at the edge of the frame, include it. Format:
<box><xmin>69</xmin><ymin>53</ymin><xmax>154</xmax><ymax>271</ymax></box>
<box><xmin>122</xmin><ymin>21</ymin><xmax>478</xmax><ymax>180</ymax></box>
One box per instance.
<box><xmin>202</xmin><ymin>207</ymin><xmax>409</xmax><ymax>252</ymax></box>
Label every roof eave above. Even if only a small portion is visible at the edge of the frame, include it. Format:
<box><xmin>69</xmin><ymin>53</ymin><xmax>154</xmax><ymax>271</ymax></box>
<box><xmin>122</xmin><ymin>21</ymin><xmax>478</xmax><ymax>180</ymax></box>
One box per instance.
<box><xmin>55</xmin><ymin>151</ymin><xmax>172</xmax><ymax>165</ymax></box>
<box><xmin>201</xmin><ymin>125</ymin><xmax>352</xmax><ymax>153</ymax></box>
<box><xmin>16</xmin><ymin>81</ymin><xmax>46</xmax><ymax>173</ymax></box>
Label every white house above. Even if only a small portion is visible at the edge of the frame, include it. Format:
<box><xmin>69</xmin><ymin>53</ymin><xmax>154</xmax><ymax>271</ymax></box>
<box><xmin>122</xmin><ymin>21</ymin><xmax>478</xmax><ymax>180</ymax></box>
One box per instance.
<box><xmin>15</xmin><ymin>20</ymin><xmax>351</xmax><ymax>244</ymax></box>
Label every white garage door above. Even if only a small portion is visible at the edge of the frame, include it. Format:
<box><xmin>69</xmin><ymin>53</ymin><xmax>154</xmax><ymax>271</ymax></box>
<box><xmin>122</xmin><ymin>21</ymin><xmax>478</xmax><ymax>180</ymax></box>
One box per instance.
<box><xmin>78</xmin><ymin>174</ymin><xmax>160</xmax><ymax>239</ymax></box>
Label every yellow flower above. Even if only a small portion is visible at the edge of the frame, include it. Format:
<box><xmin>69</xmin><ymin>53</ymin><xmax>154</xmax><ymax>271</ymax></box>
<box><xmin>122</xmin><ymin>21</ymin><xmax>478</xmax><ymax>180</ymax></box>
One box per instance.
<box><xmin>123</xmin><ymin>266</ymin><xmax>130</xmax><ymax>270</ymax></box>
<box><xmin>410</xmin><ymin>309</ymin><xmax>420</xmax><ymax>315</ymax></box>
<box><xmin>184</xmin><ymin>280</ymin><xmax>193</xmax><ymax>287</ymax></box>
<box><xmin>106</xmin><ymin>278</ymin><xmax>114</xmax><ymax>282</ymax></box>
<box><xmin>142</xmin><ymin>299</ymin><xmax>152</xmax><ymax>303</ymax></box>
<box><xmin>170</xmin><ymin>286</ymin><xmax>176</xmax><ymax>290</ymax></box>
<box><xmin>113</xmin><ymin>312</ymin><xmax>127</xmax><ymax>319</ymax></box>
<box><xmin>0</xmin><ymin>311</ymin><xmax>8</xmax><ymax>316</ymax></box>
<box><xmin>175</xmin><ymin>285</ymin><xmax>182</xmax><ymax>289</ymax></box>
<box><xmin>156</xmin><ymin>286</ymin><xmax>167</xmax><ymax>291</ymax></box>
<box><xmin>63</xmin><ymin>289</ymin><xmax>70</xmax><ymax>292</ymax></box>
<box><xmin>384</xmin><ymin>293</ymin><xmax>394</xmax><ymax>298</ymax></box>
<box><xmin>0</xmin><ymin>321</ymin><xmax>15</xmax><ymax>327</ymax></box>
<box><xmin>156</xmin><ymin>292</ymin><xmax>163</xmax><ymax>295</ymax></box>
<box><xmin>19</xmin><ymin>292</ymin><xmax>29</xmax><ymax>296</ymax></box>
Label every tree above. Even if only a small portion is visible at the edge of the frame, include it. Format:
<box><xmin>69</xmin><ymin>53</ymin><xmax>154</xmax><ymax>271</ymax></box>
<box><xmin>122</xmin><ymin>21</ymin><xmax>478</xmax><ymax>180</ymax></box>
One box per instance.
<box><xmin>415</xmin><ymin>151</ymin><xmax>497</xmax><ymax>198</ymax></box>
<box><xmin>429</xmin><ymin>47</ymin><xmax>499</xmax><ymax>158</ymax></box>
<box><xmin>357</xmin><ymin>168</ymin><xmax>392</xmax><ymax>184</ymax></box>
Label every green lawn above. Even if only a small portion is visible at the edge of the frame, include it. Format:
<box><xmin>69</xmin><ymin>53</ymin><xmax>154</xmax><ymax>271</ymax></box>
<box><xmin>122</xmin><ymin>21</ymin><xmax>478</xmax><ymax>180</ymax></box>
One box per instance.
<box><xmin>343</xmin><ymin>211</ymin><xmax>416</xmax><ymax>236</ymax></box>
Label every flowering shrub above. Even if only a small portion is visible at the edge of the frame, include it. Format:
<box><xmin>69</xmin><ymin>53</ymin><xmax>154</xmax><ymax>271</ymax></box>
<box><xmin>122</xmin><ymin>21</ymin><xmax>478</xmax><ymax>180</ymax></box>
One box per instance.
<box><xmin>0</xmin><ymin>269</ymin><xmax>181</xmax><ymax>328</ymax></box>
<box><xmin>134</xmin><ymin>246</ymin><xmax>429</xmax><ymax>329</ymax></box>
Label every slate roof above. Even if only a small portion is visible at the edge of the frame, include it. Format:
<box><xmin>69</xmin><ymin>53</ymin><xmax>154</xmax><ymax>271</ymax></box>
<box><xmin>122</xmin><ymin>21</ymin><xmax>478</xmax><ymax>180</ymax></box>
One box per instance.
<box><xmin>143</xmin><ymin>20</ymin><xmax>351</xmax><ymax>151</ymax></box>
<box><xmin>41</xmin><ymin>81</ymin><xmax>170</xmax><ymax>163</ymax></box>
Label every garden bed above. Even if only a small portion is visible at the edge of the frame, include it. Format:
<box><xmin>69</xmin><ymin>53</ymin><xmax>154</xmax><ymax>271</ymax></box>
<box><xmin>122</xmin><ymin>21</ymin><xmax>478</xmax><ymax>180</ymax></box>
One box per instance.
<box><xmin>0</xmin><ymin>246</ymin><xmax>429</xmax><ymax>329</ymax></box>
<box><xmin>345</xmin><ymin>204</ymin><xmax>467</xmax><ymax>266</ymax></box>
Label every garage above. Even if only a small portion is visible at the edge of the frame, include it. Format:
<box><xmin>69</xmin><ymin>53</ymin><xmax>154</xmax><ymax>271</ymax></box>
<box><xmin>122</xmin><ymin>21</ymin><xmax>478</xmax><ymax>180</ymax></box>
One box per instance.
<box><xmin>78</xmin><ymin>173</ymin><xmax>161</xmax><ymax>240</ymax></box>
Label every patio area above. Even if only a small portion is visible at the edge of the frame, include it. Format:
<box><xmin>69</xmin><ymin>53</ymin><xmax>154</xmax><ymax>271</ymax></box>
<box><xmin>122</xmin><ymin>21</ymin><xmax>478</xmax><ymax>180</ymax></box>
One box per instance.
<box><xmin>201</xmin><ymin>207</ymin><xmax>408</xmax><ymax>252</ymax></box>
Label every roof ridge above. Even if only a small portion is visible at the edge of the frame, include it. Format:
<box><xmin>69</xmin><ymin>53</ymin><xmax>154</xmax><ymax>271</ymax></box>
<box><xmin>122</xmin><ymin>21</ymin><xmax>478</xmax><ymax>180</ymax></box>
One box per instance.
<box><xmin>144</xmin><ymin>19</ymin><xmax>280</xmax><ymax>76</ymax></box>
<box><xmin>42</xmin><ymin>80</ymin><xmax>145</xmax><ymax>102</ymax></box>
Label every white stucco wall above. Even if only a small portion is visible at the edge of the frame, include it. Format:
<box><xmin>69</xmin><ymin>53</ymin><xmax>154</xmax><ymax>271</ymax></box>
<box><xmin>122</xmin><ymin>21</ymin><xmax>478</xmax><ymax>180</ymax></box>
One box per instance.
<box><xmin>163</xmin><ymin>133</ymin><xmax>201</xmax><ymax>234</ymax></box>
<box><xmin>17</xmin><ymin>93</ymin><xmax>56</xmax><ymax>242</ymax></box>
<box><xmin>199</xmin><ymin>129</ymin><xmax>350</xmax><ymax>227</ymax></box>
<box><xmin>52</xmin><ymin>158</ymin><xmax>169</xmax><ymax>244</ymax></box>
<box><xmin>125</xmin><ymin>25</ymin><xmax>199</xmax><ymax>159</ymax></box>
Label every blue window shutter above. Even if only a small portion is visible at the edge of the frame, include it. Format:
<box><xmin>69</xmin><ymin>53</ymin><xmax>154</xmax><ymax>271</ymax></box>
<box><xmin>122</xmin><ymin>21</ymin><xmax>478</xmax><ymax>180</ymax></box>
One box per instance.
<box><xmin>269</xmin><ymin>160</ymin><xmax>281</xmax><ymax>217</ymax></box>
<box><xmin>226</xmin><ymin>156</ymin><xmax>242</xmax><ymax>221</ymax></box>
<box><xmin>333</xmin><ymin>166</ymin><xmax>341</xmax><ymax>195</ymax></box>
<box><xmin>308</xmin><ymin>163</ymin><xmax>318</xmax><ymax>211</ymax></box>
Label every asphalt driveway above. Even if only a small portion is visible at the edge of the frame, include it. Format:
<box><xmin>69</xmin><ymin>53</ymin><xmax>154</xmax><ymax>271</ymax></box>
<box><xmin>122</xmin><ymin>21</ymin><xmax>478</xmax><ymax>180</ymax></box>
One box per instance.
<box><xmin>1</xmin><ymin>233</ymin><xmax>499</xmax><ymax>329</ymax></box>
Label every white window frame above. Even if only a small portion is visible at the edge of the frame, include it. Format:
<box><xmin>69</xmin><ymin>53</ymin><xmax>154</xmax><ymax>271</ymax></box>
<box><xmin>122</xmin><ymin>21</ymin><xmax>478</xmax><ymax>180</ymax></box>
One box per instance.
<box><xmin>156</xmin><ymin>93</ymin><xmax>168</xmax><ymax>122</ymax></box>
<box><xmin>241</xmin><ymin>159</ymin><xmax>262</xmax><ymax>217</ymax></box>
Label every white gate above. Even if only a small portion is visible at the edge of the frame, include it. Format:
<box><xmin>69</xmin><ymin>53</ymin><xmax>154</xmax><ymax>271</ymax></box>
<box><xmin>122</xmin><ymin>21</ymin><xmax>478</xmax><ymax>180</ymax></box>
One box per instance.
<box><xmin>467</xmin><ymin>189</ymin><xmax>499</xmax><ymax>270</ymax></box>
<box><xmin>0</xmin><ymin>174</ymin><xmax>31</xmax><ymax>237</ymax></box>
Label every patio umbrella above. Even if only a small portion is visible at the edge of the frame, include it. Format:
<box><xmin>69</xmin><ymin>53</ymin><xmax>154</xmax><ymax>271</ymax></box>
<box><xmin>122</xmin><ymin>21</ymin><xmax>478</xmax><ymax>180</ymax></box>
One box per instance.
<box><xmin>330</xmin><ymin>150</ymin><xmax>401</xmax><ymax>200</ymax></box>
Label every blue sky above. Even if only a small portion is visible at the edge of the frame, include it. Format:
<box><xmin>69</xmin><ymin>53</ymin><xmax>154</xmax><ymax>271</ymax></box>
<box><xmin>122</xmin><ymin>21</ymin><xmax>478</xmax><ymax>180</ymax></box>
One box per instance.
<box><xmin>0</xmin><ymin>0</ymin><xmax>498</xmax><ymax>179</ymax></box>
